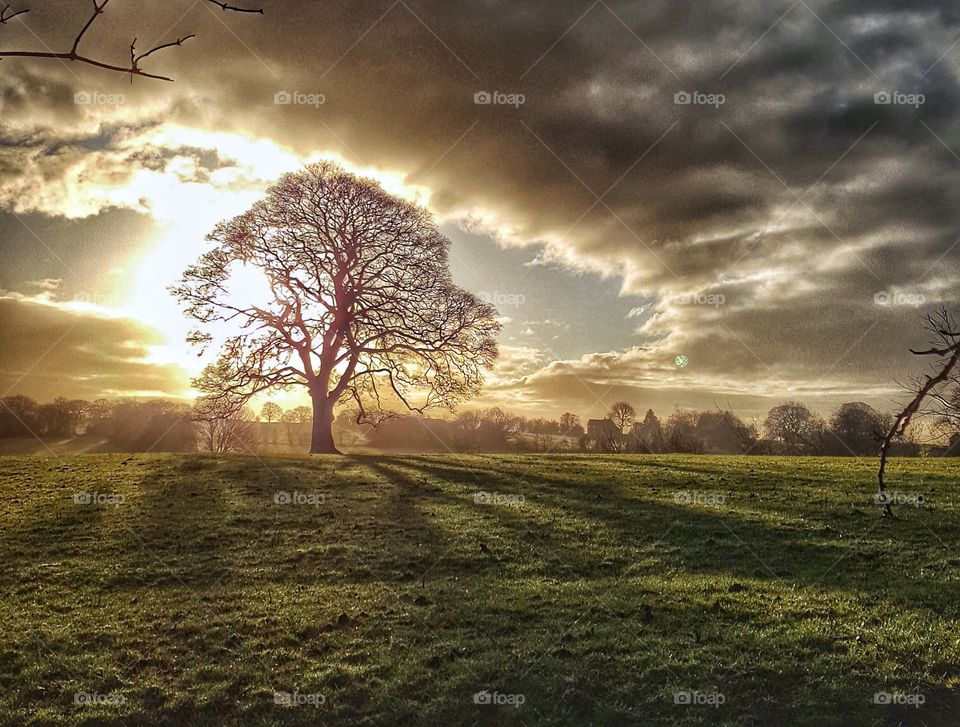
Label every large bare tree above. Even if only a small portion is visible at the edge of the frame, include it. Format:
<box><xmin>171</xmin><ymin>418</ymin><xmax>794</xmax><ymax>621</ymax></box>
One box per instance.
<box><xmin>173</xmin><ymin>162</ymin><xmax>500</xmax><ymax>454</ymax></box>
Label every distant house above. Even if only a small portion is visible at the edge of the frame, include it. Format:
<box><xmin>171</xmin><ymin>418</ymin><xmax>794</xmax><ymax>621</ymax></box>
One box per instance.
<box><xmin>587</xmin><ymin>418</ymin><xmax>621</xmax><ymax>439</ymax></box>
<box><xmin>583</xmin><ymin>418</ymin><xmax>631</xmax><ymax>452</ymax></box>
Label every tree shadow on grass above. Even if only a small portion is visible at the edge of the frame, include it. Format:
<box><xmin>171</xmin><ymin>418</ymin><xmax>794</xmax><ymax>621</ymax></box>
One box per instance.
<box><xmin>343</xmin><ymin>455</ymin><xmax>960</xmax><ymax>725</ymax></box>
<box><xmin>3</xmin><ymin>453</ymin><xmax>959</xmax><ymax>725</ymax></box>
<box><xmin>379</xmin><ymin>455</ymin><xmax>960</xmax><ymax>611</ymax></box>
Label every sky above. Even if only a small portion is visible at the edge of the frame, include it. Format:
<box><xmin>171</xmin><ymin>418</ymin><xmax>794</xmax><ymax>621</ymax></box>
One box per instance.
<box><xmin>0</xmin><ymin>0</ymin><xmax>958</xmax><ymax>422</ymax></box>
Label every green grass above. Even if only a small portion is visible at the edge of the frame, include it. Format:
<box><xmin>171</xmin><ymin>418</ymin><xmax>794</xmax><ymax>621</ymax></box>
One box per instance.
<box><xmin>1</xmin><ymin>454</ymin><xmax>958</xmax><ymax>725</ymax></box>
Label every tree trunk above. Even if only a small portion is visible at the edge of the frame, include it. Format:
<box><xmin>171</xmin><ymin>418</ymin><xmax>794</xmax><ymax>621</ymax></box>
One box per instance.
<box><xmin>310</xmin><ymin>394</ymin><xmax>340</xmax><ymax>454</ymax></box>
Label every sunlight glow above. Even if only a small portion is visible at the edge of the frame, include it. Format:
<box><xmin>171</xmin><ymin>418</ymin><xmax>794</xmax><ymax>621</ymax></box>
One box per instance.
<box><xmin>87</xmin><ymin>124</ymin><xmax>438</xmax><ymax>396</ymax></box>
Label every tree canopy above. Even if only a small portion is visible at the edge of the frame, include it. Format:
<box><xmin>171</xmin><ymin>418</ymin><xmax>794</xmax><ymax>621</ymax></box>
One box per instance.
<box><xmin>173</xmin><ymin>162</ymin><xmax>500</xmax><ymax>452</ymax></box>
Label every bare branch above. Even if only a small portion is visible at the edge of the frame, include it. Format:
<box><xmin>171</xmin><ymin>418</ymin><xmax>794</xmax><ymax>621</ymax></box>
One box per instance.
<box><xmin>71</xmin><ymin>0</ymin><xmax>108</xmax><ymax>56</ymax></box>
<box><xmin>0</xmin><ymin>0</ymin><xmax>261</xmax><ymax>81</ymax></box>
<box><xmin>0</xmin><ymin>4</ymin><xmax>28</xmax><ymax>23</ymax></box>
<box><xmin>206</xmin><ymin>0</ymin><xmax>263</xmax><ymax>14</ymax></box>
<box><xmin>128</xmin><ymin>33</ymin><xmax>196</xmax><ymax>79</ymax></box>
<box><xmin>878</xmin><ymin>309</ymin><xmax>960</xmax><ymax>516</ymax></box>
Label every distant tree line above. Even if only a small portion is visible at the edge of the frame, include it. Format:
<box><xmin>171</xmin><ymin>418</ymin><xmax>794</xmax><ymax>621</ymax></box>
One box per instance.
<box><xmin>1</xmin><ymin>393</ymin><xmax>958</xmax><ymax>456</ymax></box>
<box><xmin>0</xmin><ymin>395</ymin><xmax>346</xmax><ymax>454</ymax></box>
<box><xmin>358</xmin><ymin>399</ymin><xmax>959</xmax><ymax>456</ymax></box>
<box><xmin>0</xmin><ymin>395</ymin><xmax>241</xmax><ymax>453</ymax></box>
<box><xmin>0</xmin><ymin>395</ymin><xmax>91</xmax><ymax>439</ymax></box>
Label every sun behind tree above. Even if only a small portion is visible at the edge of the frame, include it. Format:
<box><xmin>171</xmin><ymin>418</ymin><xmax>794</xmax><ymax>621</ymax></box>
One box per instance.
<box><xmin>172</xmin><ymin>162</ymin><xmax>500</xmax><ymax>453</ymax></box>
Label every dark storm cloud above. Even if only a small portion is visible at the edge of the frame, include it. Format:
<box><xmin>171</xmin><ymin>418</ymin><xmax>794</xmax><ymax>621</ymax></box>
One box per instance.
<box><xmin>1</xmin><ymin>0</ymin><xmax>959</xmax><ymax>410</ymax></box>
<box><xmin>0</xmin><ymin>297</ymin><xmax>190</xmax><ymax>401</ymax></box>
<box><xmin>0</xmin><ymin>208</ymin><xmax>152</xmax><ymax>293</ymax></box>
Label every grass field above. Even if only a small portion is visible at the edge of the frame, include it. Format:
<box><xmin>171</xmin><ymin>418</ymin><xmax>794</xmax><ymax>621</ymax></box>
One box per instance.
<box><xmin>1</xmin><ymin>454</ymin><xmax>958</xmax><ymax>726</ymax></box>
